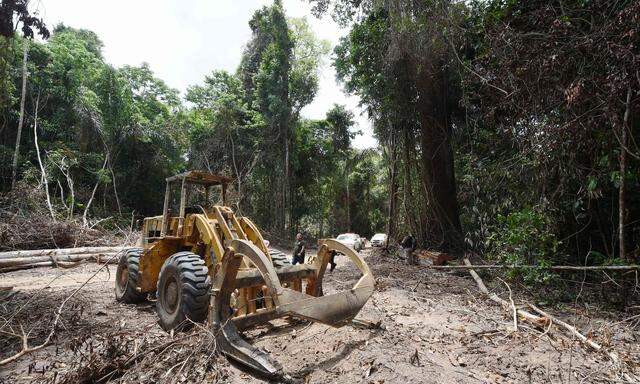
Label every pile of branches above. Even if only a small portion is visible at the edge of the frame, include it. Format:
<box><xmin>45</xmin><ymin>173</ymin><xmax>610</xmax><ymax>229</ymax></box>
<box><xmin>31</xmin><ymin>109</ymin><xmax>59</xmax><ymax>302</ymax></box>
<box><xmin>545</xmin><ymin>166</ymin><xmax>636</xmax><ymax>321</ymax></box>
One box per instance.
<box><xmin>1</xmin><ymin>271</ymin><xmax>227</xmax><ymax>383</ymax></box>
<box><xmin>0</xmin><ymin>184</ymin><xmax>119</xmax><ymax>251</ymax></box>
<box><xmin>0</xmin><ymin>290</ymin><xmax>90</xmax><ymax>365</ymax></box>
<box><xmin>48</xmin><ymin>329</ymin><xmax>228</xmax><ymax>384</ymax></box>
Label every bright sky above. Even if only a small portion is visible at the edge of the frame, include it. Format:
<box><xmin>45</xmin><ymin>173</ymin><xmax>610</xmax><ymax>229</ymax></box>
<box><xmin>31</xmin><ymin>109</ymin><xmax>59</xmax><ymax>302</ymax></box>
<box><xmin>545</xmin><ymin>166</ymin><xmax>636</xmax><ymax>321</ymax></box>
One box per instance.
<box><xmin>36</xmin><ymin>0</ymin><xmax>377</xmax><ymax>149</ymax></box>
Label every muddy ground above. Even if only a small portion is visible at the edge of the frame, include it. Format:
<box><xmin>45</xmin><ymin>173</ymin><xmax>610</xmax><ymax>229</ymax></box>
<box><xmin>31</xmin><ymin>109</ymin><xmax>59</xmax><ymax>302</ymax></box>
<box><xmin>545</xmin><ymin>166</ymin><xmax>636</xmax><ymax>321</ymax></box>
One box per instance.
<box><xmin>1</xmin><ymin>249</ymin><xmax>639</xmax><ymax>383</ymax></box>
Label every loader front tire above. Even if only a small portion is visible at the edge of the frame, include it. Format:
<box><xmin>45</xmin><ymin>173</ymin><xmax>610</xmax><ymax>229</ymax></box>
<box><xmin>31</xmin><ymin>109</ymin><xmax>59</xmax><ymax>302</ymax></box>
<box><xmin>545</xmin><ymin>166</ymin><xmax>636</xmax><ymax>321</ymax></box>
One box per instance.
<box><xmin>115</xmin><ymin>248</ymin><xmax>147</xmax><ymax>303</ymax></box>
<box><xmin>156</xmin><ymin>252</ymin><xmax>210</xmax><ymax>331</ymax></box>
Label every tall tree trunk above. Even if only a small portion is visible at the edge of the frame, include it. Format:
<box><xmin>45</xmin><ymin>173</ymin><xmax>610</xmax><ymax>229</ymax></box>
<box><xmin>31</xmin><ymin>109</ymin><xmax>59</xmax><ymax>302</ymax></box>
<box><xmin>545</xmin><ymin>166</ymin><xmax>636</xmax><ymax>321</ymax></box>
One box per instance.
<box><xmin>345</xmin><ymin>159</ymin><xmax>351</xmax><ymax>232</ymax></box>
<box><xmin>33</xmin><ymin>92</ymin><xmax>54</xmax><ymax>220</ymax></box>
<box><xmin>619</xmin><ymin>87</ymin><xmax>632</xmax><ymax>261</ymax></box>
<box><xmin>385</xmin><ymin>130</ymin><xmax>398</xmax><ymax>244</ymax></box>
<box><xmin>284</xmin><ymin>136</ymin><xmax>290</xmax><ymax>231</ymax></box>
<box><xmin>10</xmin><ymin>42</ymin><xmax>28</xmax><ymax>189</ymax></box>
<box><xmin>413</xmin><ymin>63</ymin><xmax>463</xmax><ymax>252</ymax></box>
<box><xmin>402</xmin><ymin>127</ymin><xmax>419</xmax><ymax>239</ymax></box>
<box><xmin>282</xmin><ymin>41</ymin><xmax>292</xmax><ymax>235</ymax></box>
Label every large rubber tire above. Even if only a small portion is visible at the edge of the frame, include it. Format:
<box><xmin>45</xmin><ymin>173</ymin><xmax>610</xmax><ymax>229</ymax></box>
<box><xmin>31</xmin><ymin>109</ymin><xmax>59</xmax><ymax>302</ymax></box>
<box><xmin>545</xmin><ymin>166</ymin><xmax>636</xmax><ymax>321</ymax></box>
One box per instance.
<box><xmin>268</xmin><ymin>247</ymin><xmax>291</xmax><ymax>268</ymax></box>
<box><xmin>115</xmin><ymin>248</ymin><xmax>147</xmax><ymax>303</ymax></box>
<box><xmin>156</xmin><ymin>252</ymin><xmax>211</xmax><ymax>331</ymax></box>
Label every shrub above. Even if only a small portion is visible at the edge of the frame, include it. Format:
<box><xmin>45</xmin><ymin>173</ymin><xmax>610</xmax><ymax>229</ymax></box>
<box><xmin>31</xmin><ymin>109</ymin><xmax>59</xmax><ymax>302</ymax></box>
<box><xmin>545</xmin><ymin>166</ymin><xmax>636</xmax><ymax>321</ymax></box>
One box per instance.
<box><xmin>488</xmin><ymin>207</ymin><xmax>563</xmax><ymax>285</ymax></box>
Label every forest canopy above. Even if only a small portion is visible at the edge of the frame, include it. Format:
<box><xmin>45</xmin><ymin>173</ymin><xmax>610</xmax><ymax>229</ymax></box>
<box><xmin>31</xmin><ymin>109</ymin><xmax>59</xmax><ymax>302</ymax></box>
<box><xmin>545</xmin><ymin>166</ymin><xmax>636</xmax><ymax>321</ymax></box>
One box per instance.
<box><xmin>321</xmin><ymin>0</ymin><xmax>640</xmax><ymax>271</ymax></box>
<box><xmin>0</xmin><ymin>0</ymin><xmax>386</xmax><ymax>246</ymax></box>
<box><xmin>1</xmin><ymin>0</ymin><xmax>638</xmax><ymax>278</ymax></box>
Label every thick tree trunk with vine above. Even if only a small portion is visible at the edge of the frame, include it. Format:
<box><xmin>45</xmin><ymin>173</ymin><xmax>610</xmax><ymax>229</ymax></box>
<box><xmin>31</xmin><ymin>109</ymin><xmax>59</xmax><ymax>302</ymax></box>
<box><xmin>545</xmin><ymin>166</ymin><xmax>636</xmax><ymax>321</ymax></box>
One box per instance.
<box><xmin>10</xmin><ymin>42</ymin><xmax>28</xmax><ymax>189</ymax></box>
<box><xmin>414</xmin><ymin>66</ymin><xmax>463</xmax><ymax>252</ymax></box>
<box><xmin>402</xmin><ymin>126</ymin><xmax>420</xmax><ymax>239</ymax></box>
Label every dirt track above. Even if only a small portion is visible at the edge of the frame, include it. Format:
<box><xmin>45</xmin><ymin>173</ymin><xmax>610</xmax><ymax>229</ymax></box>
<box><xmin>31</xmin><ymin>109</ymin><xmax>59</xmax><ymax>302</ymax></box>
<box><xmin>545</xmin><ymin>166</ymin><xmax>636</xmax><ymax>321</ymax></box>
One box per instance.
<box><xmin>1</xmin><ymin>249</ymin><xmax>639</xmax><ymax>383</ymax></box>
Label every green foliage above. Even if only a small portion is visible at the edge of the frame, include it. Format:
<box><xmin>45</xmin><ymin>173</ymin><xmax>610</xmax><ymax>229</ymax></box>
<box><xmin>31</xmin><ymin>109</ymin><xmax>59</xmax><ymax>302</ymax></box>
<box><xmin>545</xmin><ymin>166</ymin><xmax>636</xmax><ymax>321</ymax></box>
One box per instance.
<box><xmin>488</xmin><ymin>208</ymin><xmax>562</xmax><ymax>285</ymax></box>
<box><xmin>182</xmin><ymin>2</ymin><xmax>383</xmax><ymax>239</ymax></box>
<box><xmin>1</xmin><ymin>24</ymin><xmax>186</xmax><ymax>218</ymax></box>
<box><xmin>0</xmin><ymin>2</ymin><xmax>388</xmax><ymax>244</ymax></box>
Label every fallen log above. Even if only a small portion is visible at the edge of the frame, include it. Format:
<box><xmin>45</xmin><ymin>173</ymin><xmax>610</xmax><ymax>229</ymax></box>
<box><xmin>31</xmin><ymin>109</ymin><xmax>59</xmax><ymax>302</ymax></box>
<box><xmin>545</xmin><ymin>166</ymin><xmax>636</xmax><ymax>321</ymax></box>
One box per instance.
<box><xmin>463</xmin><ymin>257</ymin><xmax>546</xmax><ymax>326</ymax></box>
<box><xmin>0</xmin><ymin>246</ymin><xmax>127</xmax><ymax>260</ymax></box>
<box><xmin>528</xmin><ymin>304</ymin><xmax>620</xmax><ymax>365</ymax></box>
<box><xmin>0</xmin><ymin>257</ymin><xmax>118</xmax><ymax>273</ymax></box>
<box><xmin>464</xmin><ymin>257</ymin><xmax>630</xmax><ymax>375</ymax></box>
<box><xmin>426</xmin><ymin>264</ymin><xmax>640</xmax><ymax>271</ymax></box>
<box><xmin>0</xmin><ymin>253</ymin><xmax>117</xmax><ymax>268</ymax></box>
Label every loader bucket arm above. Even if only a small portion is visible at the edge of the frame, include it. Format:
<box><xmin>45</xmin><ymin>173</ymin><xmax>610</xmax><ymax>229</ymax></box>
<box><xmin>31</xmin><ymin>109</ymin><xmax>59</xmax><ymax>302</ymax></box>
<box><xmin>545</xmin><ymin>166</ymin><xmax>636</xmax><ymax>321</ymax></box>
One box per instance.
<box><xmin>210</xmin><ymin>239</ymin><xmax>375</xmax><ymax>379</ymax></box>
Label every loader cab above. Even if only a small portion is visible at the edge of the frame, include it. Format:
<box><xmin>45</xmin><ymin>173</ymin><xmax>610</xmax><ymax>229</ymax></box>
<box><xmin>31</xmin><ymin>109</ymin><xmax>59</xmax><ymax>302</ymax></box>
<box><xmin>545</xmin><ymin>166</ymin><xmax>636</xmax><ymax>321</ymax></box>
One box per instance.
<box><xmin>142</xmin><ymin>171</ymin><xmax>233</xmax><ymax>243</ymax></box>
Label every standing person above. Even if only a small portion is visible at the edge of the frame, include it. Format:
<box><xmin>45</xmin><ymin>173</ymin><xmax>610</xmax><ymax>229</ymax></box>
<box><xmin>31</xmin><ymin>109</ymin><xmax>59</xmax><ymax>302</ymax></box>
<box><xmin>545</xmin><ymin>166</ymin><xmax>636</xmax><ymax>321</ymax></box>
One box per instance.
<box><xmin>400</xmin><ymin>234</ymin><xmax>417</xmax><ymax>265</ymax></box>
<box><xmin>292</xmin><ymin>233</ymin><xmax>306</xmax><ymax>265</ymax></box>
<box><xmin>328</xmin><ymin>250</ymin><xmax>337</xmax><ymax>272</ymax></box>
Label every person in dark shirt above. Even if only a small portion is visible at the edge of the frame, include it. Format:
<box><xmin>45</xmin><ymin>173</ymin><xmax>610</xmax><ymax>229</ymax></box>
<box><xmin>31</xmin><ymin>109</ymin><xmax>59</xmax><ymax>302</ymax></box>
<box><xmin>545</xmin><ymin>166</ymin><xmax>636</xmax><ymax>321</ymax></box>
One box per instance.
<box><xmin>328</xmin><ymin>250</ymin><xmax>337</xmax><ymax>272</ymax></box>
<box><xmin>292</xmin><ymin>233</ymin><xmax>306</xmax><ymax>265</ymax></box>
<box><xmin>400</xmin><ymin>234</ymin><xmax>417</xmax><ymax>265</ymax></box>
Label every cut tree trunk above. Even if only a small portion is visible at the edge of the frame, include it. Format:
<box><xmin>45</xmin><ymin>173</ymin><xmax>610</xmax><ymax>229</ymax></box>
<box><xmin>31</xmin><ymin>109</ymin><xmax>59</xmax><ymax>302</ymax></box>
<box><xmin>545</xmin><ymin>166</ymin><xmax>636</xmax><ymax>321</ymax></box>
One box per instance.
<box><xmin>0</xmin><ymin>246</ymin><xmax>127</xmax><ymax>259</ymax></box>
<box><xmin>0</xmin><ymin>253</ymin><xmax>118</xmax><ymax>268</ymax></box>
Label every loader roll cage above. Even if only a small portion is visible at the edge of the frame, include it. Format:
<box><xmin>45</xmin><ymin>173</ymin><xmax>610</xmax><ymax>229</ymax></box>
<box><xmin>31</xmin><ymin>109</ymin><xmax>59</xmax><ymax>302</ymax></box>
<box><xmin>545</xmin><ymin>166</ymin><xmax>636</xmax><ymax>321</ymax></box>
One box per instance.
<box><xmin>160</xmin><ymin>170</ymin><xmax>233</xmax><ymax>238</ymax></box>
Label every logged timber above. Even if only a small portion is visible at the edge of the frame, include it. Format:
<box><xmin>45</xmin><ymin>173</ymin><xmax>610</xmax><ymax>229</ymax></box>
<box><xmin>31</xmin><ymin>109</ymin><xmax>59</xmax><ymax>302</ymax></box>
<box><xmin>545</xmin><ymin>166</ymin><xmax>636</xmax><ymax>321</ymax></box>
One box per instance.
<box><xmin>426</xmin><ymin>264</ymin><xmax>640</xmax><ymax>271</ymax></box>
<box><xmin>0</xmin><ymin>256</ymin><xmax>119</xmax><ymax>273</ymax></box>
<box><xmin>0</xmin><ymin>246</ymin><xmax>126</xmax><ymax>259</ymax></box>
<box><xmin>0</xmin><ymin>253</ymin><xmax>117</xmax><ymax>268</ymax></box>
<box><xmin>0</xmin><ymin>261</ymin><xmax>54</xmax><ymax>273</ymax></box>
<box><xmin>235</xmin><ymin>264</ymin><xmax>317</xmax><ymax>288</ymax></box>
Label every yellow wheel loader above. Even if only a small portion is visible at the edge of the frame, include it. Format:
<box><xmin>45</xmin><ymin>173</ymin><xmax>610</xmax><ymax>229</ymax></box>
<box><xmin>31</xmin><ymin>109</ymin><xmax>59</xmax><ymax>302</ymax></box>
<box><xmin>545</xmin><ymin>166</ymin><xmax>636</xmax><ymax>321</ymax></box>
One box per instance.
<box><xmin>114</xmin><ymin>171</ymin><xmax>375</xmax><ymax>379</ymax></box>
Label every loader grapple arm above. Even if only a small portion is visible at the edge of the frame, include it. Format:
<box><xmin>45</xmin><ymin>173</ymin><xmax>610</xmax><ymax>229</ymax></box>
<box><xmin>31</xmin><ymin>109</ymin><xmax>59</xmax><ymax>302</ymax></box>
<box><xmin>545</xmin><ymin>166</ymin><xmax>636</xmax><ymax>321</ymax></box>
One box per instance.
<box><xmin>210</xmin><ymin>239</ymin><xmax>375</xmax><ymax>379</ymax></box>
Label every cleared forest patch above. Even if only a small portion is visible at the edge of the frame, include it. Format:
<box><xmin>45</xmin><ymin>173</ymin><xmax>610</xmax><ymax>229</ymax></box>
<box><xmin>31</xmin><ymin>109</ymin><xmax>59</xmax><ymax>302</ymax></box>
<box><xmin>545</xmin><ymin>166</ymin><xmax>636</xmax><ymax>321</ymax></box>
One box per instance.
<box><xmin>1</xmin><ymin>249</ymin><xmax>638</xmax><ymax>383</ymax></box>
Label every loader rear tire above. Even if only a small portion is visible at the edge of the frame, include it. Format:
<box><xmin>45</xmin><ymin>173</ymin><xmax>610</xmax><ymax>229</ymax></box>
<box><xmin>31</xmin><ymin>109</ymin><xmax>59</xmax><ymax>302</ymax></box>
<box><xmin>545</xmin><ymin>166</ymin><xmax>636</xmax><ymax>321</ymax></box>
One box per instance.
<box><xmin>115</xmin><ymin>248</ymin><xmax>147</xmax><ymax>303</ymax></box>
<box><xmin>156</xmin><ymin>252</ymin><xmax>211</xmax><ymax>331</ymax></box>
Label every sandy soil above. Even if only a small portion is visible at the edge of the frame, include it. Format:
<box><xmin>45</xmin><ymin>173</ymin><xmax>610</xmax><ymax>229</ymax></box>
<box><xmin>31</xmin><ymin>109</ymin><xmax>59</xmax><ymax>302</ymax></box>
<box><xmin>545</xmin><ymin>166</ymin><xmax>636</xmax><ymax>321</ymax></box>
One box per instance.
<box><xmin>1</xmin><ymin>249</ymin><xmax>638</xmax><ymax>383</ymax></box>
